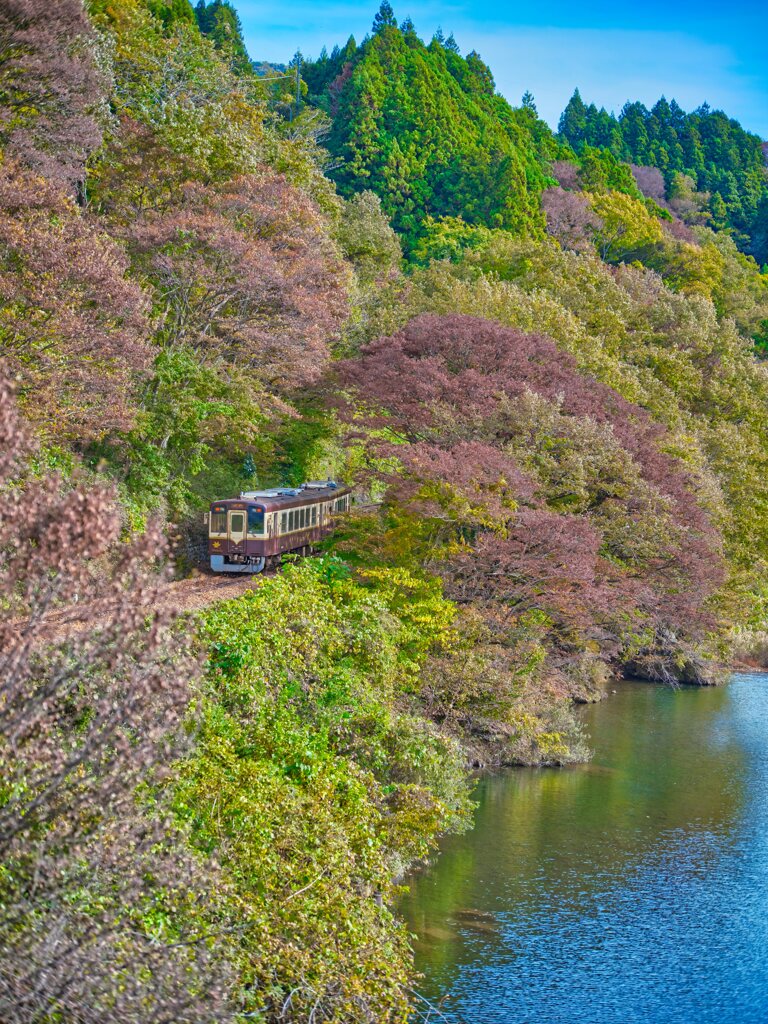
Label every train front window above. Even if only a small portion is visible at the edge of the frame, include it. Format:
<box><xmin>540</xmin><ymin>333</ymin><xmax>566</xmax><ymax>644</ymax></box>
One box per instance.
<box><xmin>229</xmin><ymin>512</ymin><xmax>245</xmax><ymax>535</ymax></box>
<box><xmin>247</xmin><ymin>507</ymin><xmax>265</xmax><ymax>535</ymax></box>
<box><xmin>210</xmin><ymin>511</ymin><xmax>227</xmax><ymax>535</ymax></box>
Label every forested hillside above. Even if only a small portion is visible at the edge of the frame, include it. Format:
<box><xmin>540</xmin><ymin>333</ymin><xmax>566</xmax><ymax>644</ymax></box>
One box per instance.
<box><xmin>559</xmin><ymin>89</ymin><xmax>768</xmax><ymax>264</ymax></box>
<box><xmin>302</xmin><ymin>6</ymin><xmax>564</xmax><ymax>247</ymax></box>
<box><xmin>1</xmin><ymin>1</ymin><xmax>767</xmax><ymax>1021</ymax></box>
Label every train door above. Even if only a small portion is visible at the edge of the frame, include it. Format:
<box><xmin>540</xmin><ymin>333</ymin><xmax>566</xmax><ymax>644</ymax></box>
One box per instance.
<box><xmin>228</xmin><ymin>509</ymin><xmax>246</xmax><ymax>551</ymax></box>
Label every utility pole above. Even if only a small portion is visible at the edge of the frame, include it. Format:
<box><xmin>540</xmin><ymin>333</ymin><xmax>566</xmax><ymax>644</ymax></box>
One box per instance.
<box><xmin>295</xmin><ymin>52</ymin><xmax>302</xmax><ymax>119</ymax></box>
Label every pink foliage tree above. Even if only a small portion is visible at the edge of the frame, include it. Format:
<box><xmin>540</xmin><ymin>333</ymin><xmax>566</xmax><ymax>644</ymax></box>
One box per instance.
<box><xmin>0</xmin><ymin>0</ymin><xmax>105</xmax><ymax>189</ymax></box>
<box><xmin>630</xmin><ymin>164</ymin><xmax>666</xmax><ymax>203</ymax></box>
<box><xmin>0</xmin><ymin>163</ymin><xmax>153</xmax><ymax>444</ymax></box>
<box><xmin>550</xmin><ymin>160</ymin><xmax>581</xmax><ymax>191</ymax></box>
<box><xmin>541</xmin><ymin>186</ymin><xmax>603</xmax><ymax>252</ymax></box>
<box><xmin>337</xmin><ymin>314</ymin><xmax>724</xmax><ymax>653</ymax></box>
<box><xmin>124</xmin><ymin>172</ymin><xmax>349</xmax><ymax>388</ymax></box>
<box><xmin>0</xmin><ymin>376</ymin><xmax>237</xmax><ymax>1022</ymax></box>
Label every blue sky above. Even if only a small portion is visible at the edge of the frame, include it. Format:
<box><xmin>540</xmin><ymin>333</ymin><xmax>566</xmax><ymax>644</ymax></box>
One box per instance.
<box><xmin>236</xmin><ymin>0</ymin><xmax>768</xmax><ymax>138</ymax></box>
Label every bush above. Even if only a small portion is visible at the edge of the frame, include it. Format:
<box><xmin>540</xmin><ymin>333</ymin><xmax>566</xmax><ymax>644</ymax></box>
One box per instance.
<box><xmin>176</xmin><ymin>559</ymin><xmax>472</xmax><ymax>1020</ymax></box>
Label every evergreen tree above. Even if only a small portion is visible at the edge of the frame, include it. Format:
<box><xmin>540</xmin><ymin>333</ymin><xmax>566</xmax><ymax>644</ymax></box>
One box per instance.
<box><xmin>194</xmin><ymin>0</ymin><xmax>210</xmax><ymax>32</ymax></box>
<box><xmin>194</xmin><ymin>0</ymin><xmax>249</xmax><ymax>64</ymax></box>
<box><xmin>558</xmin><ymin>89</ymin><xmax>588</xmax><ymax>145</ymax></box>
<box><xmin>558</xmin><ymin>90</ymin><xmax>768</xmax><ymax>254</ymax></box>
<box><xmin>303</xmin><ymin>23</ymin><xmax>561</xmax><ymax>249</ymax></box>
<box><xmin>372</xmin><ymin>1</ymin><xmax>397</xmax><ymax>33</ymax></box>
<box><xmin>147</xmin><ymin>0</ymin><xmax>196</xmax><ymax>27</ymax></box>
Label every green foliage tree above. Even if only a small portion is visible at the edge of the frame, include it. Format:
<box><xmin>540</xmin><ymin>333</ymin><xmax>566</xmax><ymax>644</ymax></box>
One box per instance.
<box><xmin>178</xmin><ymin>560</ymin><xmax>471</xmax><ymax>1019</ymax></box>
<box><xmin>559</xmin><ymin>92</ymin><xmax>768</xmax><ymax>259</ymax></box>
<box><xmin>588</xmin><ymin>189</ymin><xmax>664</xmax><ymax>261</ymax></box>
<box><xmin>372</xmin><ymin>1</ymin><xmax>397</xmax><ymax>32</ymax></box>
<box><xmin>335</xmin><ymin>189</ymin><xmax>402</xmax><ymax>283</ymax></box>
<box><xmin>303</xmin><ymin>20</ymin><xmax>555</xmax><ymax>248</ymax></box>
<box><xmin>147</xmin><ymin>0</ymin><xmax>196</xmax><ymax>28</ymax></box>
<box><xmin>194</xmin><ymin>0</ymin><xmax>249</xmax><ymax>66</ymax></box>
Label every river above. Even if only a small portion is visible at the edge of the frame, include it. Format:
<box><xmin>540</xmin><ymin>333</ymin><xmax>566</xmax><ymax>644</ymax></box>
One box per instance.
<box><xmin>401</xmin><ymin>673</ymin><xmax>768</xmax><ymax>1024</ymax></box>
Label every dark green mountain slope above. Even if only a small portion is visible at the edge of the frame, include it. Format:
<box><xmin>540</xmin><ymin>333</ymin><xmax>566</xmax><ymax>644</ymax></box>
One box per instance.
<box><xmin>559</xmin><ymin>90</ymin><xmax>768</xmax><ymax>263</ymax></box>
<box><xmin>303</xmin><ymin>9</ymin><xmax>566</xmax><ymax>248</ymax></box>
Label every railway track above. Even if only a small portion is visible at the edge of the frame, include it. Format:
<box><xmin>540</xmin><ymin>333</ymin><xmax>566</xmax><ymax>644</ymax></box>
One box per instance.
<box><xmin>12</xmin><ymin>566</ymin><xmax>273</xmax><ymax>647</ymax></box>
<box><xmin>15</xmin><ymin>502</ymin><xmax>381</xmax><ymax>645</ymax></box>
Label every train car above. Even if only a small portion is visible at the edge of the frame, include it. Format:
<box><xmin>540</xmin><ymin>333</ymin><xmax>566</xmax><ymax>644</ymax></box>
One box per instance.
<box><xmin>206</xmin><ymin>480</ymin><xmax>352</xmax><ymax>573</ymax></box>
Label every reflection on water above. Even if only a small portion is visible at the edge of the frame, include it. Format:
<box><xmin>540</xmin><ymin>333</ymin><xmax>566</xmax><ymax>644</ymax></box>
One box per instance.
<box><xmin>401</xmin><ymin>675</ymin><xmax>768</xmax><ymax>1024</ymax></box>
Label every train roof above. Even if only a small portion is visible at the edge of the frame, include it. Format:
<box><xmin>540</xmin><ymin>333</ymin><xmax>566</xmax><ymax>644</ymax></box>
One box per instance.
<box><xmin>210</xmin><ymin>481</ymin><xmax>351</xmax><ymax>512</ymax></box>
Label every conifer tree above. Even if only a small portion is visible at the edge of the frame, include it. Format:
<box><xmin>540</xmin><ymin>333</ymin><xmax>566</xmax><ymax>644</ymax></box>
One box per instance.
<box><xmin>558</xmin><ymin>89</ymin><xmax>588</xmax><ymax>145</ymax></box>
<box><xmin>372</xmin><ymin>1</ymin><xmax>397</xmax><ymax>32</ymax></box>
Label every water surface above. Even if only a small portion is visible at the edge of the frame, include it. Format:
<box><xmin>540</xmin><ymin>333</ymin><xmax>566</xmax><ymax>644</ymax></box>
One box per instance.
<box><xmin>401</xmin><ymin>674</ymin><xmax>768</xmax><ymax>1023</ymax></box>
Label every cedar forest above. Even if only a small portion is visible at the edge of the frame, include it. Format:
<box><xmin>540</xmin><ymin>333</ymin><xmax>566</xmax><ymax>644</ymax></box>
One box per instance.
<box><xmin>1</xmin><ymin>0</ymin><xmax>768</xmax><ymax>1020</ymax></box>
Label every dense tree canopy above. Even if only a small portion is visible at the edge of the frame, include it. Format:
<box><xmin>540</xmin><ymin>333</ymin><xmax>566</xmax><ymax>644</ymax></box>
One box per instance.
<box><xmin>336</xmin><ymin>314</ymin><xmax>724</xmax><ymax>672</ymax></box>
<box><xmin>0</xmin><ymin>163</ymin><xmax>153</xmax><ymax>443</ymax></box>
<box><xmin>0</xmin><ymin>0</ymin><xmax>106</xmax><ymax>188</ymax></box>
<box><xmin>302</xmin><ymin>15</ymin><xmax>563</xmax><ymax>248</ymax></box>
<box><xmin>0</xmin><ymin>376</ymin><xmax>236</xmax><ymax>1021</ymax></box>
<box><xmin>3</xmin><ymin>1</ymin><xmax>768</xmax><ymax>1019</ymax></box>
<box><xmin>194</xmin><ymin>0</ymin><xmax>249</xmax><ymax>65</ymax></box>
<box><xmin>559</xmin><ymin>90</ymin><xmax>768</xmax><ymax>263</ymax></box>
<box><xmin>123</xmin><ymin>171</ymin><xmax>349</xmax><ymax>385</ymax></box>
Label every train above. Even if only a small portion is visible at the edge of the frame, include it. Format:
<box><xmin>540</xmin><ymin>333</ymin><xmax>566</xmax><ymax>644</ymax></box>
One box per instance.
<box><xmin>206</xmin><ymin>480</ymin><xmax>352</xmax><ymax>573</ymax></box>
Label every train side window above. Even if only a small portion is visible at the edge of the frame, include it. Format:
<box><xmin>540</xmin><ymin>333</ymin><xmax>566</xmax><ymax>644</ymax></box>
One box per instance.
<box><xmin>300</xmin><ymin>508</ymin><xmax>306</xmax><ymax>528</ymax></box>
<box><xmin>311</xmin><ymin>506</ymin><xmax>317</xmax><ymax>526</ymax></box>
<box><xmin>288</xmin><ymin>510</ymin><xmax>294</xmax><ymax>531</ymax></box>
<box><xmin>281</xmin><ymin>512</ymin><xmax>287</xmax><ymax>533</ymax></box>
